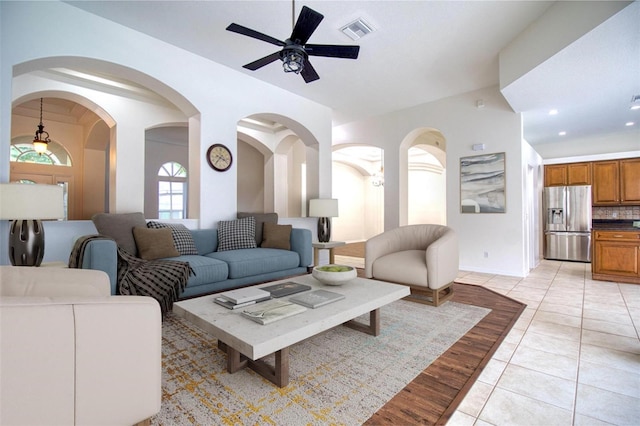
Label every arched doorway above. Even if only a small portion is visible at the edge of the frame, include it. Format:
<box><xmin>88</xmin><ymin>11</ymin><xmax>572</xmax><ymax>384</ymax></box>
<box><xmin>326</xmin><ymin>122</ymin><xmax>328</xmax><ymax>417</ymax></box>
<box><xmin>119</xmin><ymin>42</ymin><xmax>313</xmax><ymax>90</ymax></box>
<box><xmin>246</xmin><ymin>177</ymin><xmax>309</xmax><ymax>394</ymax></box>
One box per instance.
<box><xmin>400</xmin><ymin>128</ymin><xmax>447</xmax><ymax>226</ymax></box>
<box><xmin>235</xmin><ymin>114</ymin><xmax>321</xmax><ymax>218</ymax></box>
<box><xmin>331</xmin><ymin>145</ymin><xmax>384</xmax><ymax>242</ymax></box>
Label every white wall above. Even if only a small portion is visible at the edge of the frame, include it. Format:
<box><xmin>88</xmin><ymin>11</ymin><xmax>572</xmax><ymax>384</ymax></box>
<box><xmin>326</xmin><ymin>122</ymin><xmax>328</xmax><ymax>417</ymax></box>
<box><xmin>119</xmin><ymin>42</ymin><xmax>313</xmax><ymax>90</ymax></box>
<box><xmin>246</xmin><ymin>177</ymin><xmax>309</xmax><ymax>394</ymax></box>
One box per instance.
<box><xmin>0</xmin><ymin>1</ymin><xmax>333</xmax><ymax>264</ymax></box>
<box><xmin>335</xmin><ymin>86</ymin><xmax>529</xmax><ymax>277</ymax></box>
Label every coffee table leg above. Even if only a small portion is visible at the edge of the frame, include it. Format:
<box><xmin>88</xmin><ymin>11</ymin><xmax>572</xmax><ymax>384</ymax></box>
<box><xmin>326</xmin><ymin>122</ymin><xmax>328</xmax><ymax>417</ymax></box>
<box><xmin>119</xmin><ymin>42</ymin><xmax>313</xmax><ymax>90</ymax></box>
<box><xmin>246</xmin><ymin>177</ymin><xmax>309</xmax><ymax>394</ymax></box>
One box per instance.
<box><xmin>344</xmin><ymin>308</ymin><xmax>380</xmax><ymax>336</ymax></box>
<box><xmin>248</xmin><ymin>347</ymin><xmax>290</xmax><ymax>387</ymax></box>
<box><xmin>218</xmin><ymin>340</ymin><xmax>290</xmax><ymax>387</ymax></box>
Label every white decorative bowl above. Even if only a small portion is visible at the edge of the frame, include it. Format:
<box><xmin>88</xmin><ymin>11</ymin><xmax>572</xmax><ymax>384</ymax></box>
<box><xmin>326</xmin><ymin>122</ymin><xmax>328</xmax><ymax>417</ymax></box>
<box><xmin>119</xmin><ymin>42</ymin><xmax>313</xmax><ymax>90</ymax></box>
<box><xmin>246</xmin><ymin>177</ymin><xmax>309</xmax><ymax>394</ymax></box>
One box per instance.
<box><xmin>312</xmin><ymin>264</ymin><xmax>357</xmax><ymax>286</ymax></box>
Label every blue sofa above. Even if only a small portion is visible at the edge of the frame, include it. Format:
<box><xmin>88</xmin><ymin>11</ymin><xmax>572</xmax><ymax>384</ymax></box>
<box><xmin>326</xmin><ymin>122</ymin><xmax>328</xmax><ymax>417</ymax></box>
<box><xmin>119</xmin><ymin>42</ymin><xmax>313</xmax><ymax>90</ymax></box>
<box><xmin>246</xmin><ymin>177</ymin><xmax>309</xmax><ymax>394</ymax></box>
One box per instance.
<box><xmin>79</xmin><ymin>228</ymin><xmax>312</xmax><ymax>298</ymax></box>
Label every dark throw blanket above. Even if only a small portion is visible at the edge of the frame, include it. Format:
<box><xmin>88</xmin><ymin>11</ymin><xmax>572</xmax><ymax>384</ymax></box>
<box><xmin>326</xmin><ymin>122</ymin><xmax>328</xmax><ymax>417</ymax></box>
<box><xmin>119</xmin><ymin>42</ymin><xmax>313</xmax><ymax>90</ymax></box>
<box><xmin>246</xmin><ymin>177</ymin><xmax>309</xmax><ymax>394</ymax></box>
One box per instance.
<box><xmin>69</xmin><ymin>235</ymin><xmax>192</xmax><ymax>316</ymax></box>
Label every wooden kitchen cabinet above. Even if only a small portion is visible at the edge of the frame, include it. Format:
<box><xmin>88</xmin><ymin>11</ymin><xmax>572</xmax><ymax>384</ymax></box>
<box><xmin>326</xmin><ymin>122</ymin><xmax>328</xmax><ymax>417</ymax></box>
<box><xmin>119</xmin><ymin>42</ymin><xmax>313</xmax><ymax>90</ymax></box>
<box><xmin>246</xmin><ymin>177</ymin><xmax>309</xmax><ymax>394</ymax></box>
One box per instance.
<box><xmin>592</xmin><ymin>230</ymin><xmax>640</xmax><ymax>284</ymax></box>
<box><xmin>544</xmin><ymin>162</ymin><xmax>591</xmax><ymax>187</ymax></box>
<box><xmin>592</xmin><ymin>160</ymin><xmax>620</xmax><ymax>205</ymax></box>
<box><xmin>567</xmin><ymin>162</ymin><xmax>591</xmax><ymax>185</ymax></box>
<box><xmin>544</xmin><ymin>164</ymin><xmax>567</xmax><ymax>186</ymax></box>
<box><xmin>592</xmin><ymin>158</ymin><xmax>640</xmax><ymax>205</ymax></box>
<box><xmin>620</xmin><ymin>158</ymin><xmax>640</xmax><ymax>204</ymax></box>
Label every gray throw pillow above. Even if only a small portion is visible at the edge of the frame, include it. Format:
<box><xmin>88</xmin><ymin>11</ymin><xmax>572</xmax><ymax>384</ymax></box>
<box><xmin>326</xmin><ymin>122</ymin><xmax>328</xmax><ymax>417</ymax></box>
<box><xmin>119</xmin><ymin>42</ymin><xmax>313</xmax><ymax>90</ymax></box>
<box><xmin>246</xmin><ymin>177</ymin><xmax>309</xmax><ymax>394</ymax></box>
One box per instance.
<box><xmin>92</xmin><ymin>212</ymin><xmax>146</xmax><ymax>257</ymax></box>
<box><xmin>217</xmin><ymin>216</ymin><xmax>258</xmax><ymax>252</ymax></box>
<box><xmin>237</xmin><ymin>212</ymin><xmax>278</xmax><ymax>245</ymax></box>
<box><xmin>146</xmin><ymin>221</ymin><xmax>198</xmax><ymax>255</ymax></box>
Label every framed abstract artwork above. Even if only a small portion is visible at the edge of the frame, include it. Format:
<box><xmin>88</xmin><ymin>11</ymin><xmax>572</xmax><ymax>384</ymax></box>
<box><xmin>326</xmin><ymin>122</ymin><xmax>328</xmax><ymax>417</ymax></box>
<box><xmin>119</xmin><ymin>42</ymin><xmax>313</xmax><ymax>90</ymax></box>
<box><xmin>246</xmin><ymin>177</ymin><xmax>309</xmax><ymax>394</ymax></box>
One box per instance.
<box><xmin>460</xmin><ymin>152</ymin><xmax>506</xmax><ymax>213</ymax></box>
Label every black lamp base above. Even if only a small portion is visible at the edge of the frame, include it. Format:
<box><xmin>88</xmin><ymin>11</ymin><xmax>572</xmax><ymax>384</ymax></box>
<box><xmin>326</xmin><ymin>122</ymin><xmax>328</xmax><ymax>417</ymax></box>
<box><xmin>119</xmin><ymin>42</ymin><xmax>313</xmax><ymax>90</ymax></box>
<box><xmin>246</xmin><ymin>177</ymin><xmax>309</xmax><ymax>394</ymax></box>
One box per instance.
<box><xmin>9</xmin><ymin>219</ymin><xmax>45</xmax><ymax>267</ymax></box>
<box><xmin>317</xmin><ymin>217</ymin><xmax>331</xmax><ymax>243</ymax></box>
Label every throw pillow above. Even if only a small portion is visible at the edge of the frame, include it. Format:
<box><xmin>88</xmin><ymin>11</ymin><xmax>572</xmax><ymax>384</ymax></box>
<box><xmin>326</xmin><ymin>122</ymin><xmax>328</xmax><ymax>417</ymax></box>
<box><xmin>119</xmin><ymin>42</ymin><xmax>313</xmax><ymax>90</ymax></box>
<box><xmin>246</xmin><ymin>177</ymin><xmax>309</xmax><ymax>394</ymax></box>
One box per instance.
<box><xmin>92</xmin><ymin>212</ymin><xmax>147</xmax><ymax>257</ymax></box>
<box><xmin>146</xmin><ymin>221</ymin><xmax>198</xmax><ymax>255</ymax></box>
<box><xmin>260</xmin><ymin>223</ymin><xmax>292</xmax><ymax>250</ymax></box>
<box><xmin>132</xmin><ymin>227</ymin><xmax>180</xmax><ymax>260</ymax></box>
<box><xmin>217</xmin><ymin>216</ymin><xmax>258</xmax><ymax>252</ymax></box>
<box><xmin>237</xmin><ymin>212</ymin><xmax>278</xmax><ymax>245</ymax></box>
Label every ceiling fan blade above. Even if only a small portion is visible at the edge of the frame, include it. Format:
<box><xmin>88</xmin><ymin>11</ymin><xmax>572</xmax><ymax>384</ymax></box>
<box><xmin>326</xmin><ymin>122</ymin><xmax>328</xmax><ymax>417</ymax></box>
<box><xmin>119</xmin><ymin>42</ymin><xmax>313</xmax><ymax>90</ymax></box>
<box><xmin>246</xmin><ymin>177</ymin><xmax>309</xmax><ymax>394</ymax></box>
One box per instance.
<box><xmin>243</xmin><ymin>52</ymin><xmax>281</xmax><ymax>71</ymax></box>
<box><xmin>290</xmin><ymin>6</ymin><xmax>324</xmax><ymax>45</ymax></box>
<box><xmin>301</xmin><ymin>60</ymin><xmax>320</xmax><ymax>83</ymax></box>
<box><xmin>305</xmin><ymin>44</ymin><xmax>360</xmax><ymax>59</ymax></box>
<box><xmin>226</xmin><ymin>23</ymin><xmax>285</xmax><ymax>47</ymax></box>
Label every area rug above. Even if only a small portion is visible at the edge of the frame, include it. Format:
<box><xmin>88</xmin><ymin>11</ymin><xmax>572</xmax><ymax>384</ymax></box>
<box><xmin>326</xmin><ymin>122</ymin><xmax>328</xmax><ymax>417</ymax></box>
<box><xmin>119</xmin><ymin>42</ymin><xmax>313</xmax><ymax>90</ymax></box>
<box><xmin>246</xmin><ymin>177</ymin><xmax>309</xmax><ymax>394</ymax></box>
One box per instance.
<box><xmin>151</xmin><ymin>300</ymin><xmax>490</xmax><ymax>425</ymax></box>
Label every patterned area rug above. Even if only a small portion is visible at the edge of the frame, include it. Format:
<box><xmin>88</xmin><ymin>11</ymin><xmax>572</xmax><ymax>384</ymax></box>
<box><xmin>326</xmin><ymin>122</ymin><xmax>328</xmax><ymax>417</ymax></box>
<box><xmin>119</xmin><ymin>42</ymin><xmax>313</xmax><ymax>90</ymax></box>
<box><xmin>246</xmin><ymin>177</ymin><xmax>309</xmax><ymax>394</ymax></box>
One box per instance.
<box><xmin>152</xmin><ymin>300</ymin><xmax>490</xmax><ymax>425</ymax></box>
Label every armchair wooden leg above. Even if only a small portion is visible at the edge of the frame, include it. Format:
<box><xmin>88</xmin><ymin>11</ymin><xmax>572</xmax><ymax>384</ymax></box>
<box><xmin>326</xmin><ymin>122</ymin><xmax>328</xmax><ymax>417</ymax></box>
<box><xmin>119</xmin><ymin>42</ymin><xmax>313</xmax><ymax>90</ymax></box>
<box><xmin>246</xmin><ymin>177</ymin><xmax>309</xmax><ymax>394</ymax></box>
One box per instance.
<box><xmin>405</xmin><ymin>282</ymin><xmax>454</xmax><ymax>307</ymax></box>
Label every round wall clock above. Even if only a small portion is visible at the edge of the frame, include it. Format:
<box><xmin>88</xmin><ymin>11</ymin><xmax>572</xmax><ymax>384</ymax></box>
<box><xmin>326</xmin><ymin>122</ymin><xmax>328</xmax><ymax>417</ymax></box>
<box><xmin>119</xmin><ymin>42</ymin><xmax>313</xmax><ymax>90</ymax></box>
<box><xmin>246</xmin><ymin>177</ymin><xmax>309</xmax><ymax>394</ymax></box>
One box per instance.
<box><xmin>206</xmin><ymin>144</ymin><xmax>233</xmax><ymax>172</ymax></box>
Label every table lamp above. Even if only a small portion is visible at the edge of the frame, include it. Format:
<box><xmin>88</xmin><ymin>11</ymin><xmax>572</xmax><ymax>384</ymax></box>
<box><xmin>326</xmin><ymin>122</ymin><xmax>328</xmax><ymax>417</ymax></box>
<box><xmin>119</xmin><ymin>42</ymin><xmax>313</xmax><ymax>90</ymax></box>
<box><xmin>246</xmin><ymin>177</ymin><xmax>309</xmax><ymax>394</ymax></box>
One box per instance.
<box><xmin>309</xmin><ymin>198</ymin><xmax>339</xmax><ymax>243</ymax></box>
<box><xmin>0</xmin><ymin>183</ymin><xmax>64</xmax><ymax>266</ymax></box>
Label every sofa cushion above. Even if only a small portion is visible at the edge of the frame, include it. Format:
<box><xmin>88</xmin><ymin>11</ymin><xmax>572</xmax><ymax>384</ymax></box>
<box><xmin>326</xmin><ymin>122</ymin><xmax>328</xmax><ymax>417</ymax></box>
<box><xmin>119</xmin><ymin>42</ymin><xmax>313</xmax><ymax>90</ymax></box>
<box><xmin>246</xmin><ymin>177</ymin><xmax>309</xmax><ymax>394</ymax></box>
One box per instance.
<box><xmin>146</xmin><ymin>221</ymin><xmax>198</xmax><ymax>255</ymax></box>
<box><xmin>237</xmin><ymin>212</ymin><xmax>278</xmax><ymax>245</ymax></box>
<box><xmin>207</xmin><ymin>248</ymin><xmax>300</xmax><ymax>279</ymax></box>
<box><xmin>133</xmin><ymin>227</ymin><xmax>179</xmax><ymax>260</ymax></box>
<box><xmin>217</xmin><ymin>217</ymin><xmax>257</xmax><ymax>252</ymax></box>
<box><xmin>261</xmin><ymin>223</ymin><xmax>291</xmax><ymax>250</ymax></box>
<box><xmin>161</xmin><ymin>255</ymin><xmax>229</xmax><ymax>287</ymax></box>
<box><xmin>92</xmin><ymin>212</ymin><xmax>146</xmax><ymax>257</ymax></box>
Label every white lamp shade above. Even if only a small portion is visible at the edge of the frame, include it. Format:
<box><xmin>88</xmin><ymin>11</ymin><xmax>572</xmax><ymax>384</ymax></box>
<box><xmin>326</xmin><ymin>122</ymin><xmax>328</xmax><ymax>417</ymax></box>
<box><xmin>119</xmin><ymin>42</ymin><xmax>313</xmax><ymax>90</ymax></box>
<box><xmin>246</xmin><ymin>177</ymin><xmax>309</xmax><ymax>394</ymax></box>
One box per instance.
<box><xmin>0</xmin><ymin>183</ymin><xmax>64</xmax><ymax>220</ymax></box>
<box><xmin>309</xmin><ymin>198</ymin><xmax>339</xmax><ymax>218</ymax></box>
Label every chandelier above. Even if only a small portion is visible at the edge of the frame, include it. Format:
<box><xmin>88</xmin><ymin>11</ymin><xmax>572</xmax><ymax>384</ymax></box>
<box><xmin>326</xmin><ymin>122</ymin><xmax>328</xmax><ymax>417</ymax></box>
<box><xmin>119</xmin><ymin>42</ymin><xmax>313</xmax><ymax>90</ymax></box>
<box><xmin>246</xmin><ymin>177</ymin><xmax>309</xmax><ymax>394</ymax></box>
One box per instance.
<box><xmin>32</xmin><ymin>98</ymin><xmax>51</xmax><ymax>154</ymax></box>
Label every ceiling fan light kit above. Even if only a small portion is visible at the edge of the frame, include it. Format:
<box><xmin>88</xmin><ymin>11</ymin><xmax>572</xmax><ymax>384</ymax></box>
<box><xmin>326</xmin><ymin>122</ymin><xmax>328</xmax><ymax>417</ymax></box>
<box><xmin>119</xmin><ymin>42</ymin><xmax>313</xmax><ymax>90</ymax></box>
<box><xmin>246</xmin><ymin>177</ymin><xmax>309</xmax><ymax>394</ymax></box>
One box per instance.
<box><xmin>226</xmin><ymin>5</ymin><xmax>360</xmax><ymax>83</ymax></box>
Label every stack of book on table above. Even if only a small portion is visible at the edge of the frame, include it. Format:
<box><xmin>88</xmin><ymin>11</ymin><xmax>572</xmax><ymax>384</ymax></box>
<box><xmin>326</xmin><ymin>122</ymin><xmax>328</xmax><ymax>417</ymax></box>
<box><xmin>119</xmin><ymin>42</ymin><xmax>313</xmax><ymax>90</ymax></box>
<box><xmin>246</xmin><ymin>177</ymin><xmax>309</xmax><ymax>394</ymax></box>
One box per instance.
<box><xmin>241</xmin><ymin>299</ymin><xmax>308</xmax><ymax>325</ymax></box>
<box><xmin>214</xmin><ymin>287</ymin><xmax>271</xmax><ymax>310</ymax></box>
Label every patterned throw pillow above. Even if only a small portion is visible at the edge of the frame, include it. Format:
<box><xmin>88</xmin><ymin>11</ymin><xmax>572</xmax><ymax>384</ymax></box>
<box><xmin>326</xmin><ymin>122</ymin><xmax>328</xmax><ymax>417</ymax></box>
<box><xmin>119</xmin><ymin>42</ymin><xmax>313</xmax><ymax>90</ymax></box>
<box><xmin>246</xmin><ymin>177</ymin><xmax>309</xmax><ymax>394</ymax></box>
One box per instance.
<box><xmin>146</xmin><ymin>221</ymin><xmax>198</xmax><ymax>255</ymax></box>
<box><xmin>217</xmin><ymin>217</ymin><xmax>258</xmax><ymax>252</ymax></box>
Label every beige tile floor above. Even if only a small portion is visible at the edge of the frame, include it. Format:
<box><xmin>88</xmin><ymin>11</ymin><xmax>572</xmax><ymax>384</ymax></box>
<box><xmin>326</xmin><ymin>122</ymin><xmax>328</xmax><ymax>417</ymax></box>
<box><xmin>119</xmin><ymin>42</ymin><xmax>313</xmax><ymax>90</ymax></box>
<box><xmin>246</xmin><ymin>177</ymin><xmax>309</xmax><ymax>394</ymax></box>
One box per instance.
<box><xmin>336</xmin><ymin>256</ymin><xmax>640</xmax><ymax>425</ymax></box>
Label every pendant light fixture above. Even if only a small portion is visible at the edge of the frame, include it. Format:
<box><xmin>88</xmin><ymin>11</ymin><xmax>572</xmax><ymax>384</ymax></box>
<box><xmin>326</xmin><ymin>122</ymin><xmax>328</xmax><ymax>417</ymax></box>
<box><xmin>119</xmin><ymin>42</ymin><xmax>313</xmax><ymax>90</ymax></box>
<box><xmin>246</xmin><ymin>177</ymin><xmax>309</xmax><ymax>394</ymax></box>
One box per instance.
<box><xmin>32</xmin><ymin>98</ymin><xmax>51</xmax><ymax>155</ymax></box>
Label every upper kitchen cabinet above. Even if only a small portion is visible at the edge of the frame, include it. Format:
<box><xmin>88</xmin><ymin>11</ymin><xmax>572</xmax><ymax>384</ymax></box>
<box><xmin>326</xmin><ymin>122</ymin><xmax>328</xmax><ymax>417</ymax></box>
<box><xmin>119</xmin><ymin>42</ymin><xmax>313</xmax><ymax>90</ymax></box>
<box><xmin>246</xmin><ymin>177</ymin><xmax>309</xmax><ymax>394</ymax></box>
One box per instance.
<box><xmin>567</xmin><ymin>162</ymin><xmax>592</xmax><ymax>185</ymax></box>
<box><xmin>544</xmin><ymin>162</ymin><xmax>591</xmax><ymax>187</ymax></box>
<box><xmin>592</xmin><ymin>158</ymin><xmax>640</xmax><ymax>206</ymax></box>
<box><xmin>620</xmin><ymin>158</ymin><xmax>640</xmax><ymax>204</ymax></box>
<box><xmin>544</xmin><ymin>164</ymin><xmax>567</xmax><ymax>186</ymax></box>
<box><xmin>592</xmin><ymin>161</ymin><xmax>620</xmax><ymax>205</ymax></box>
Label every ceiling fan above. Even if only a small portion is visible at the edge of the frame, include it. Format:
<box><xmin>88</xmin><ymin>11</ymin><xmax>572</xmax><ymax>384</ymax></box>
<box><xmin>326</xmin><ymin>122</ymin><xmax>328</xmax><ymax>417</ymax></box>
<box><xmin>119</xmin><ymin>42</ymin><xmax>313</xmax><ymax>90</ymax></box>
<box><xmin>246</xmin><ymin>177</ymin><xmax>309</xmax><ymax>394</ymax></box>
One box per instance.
<box><xmin>226</xmin><ymin>5</ymin><xmax>360</xmax><ymax>83</ymax></box>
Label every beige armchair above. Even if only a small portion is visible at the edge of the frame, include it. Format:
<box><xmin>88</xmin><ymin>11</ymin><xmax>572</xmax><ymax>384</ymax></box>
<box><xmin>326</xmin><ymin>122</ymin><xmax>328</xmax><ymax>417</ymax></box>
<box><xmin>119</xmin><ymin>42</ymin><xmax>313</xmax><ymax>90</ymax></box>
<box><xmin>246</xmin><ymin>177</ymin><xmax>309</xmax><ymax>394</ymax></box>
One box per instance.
<box><xmin>365</xmin><ymin>224</ymin><xmax>458</xmax><ymax>306</ymax></box>
<box><xmin>0</xmin><ymin>266</ymin><xmax>161</xmax><ymax>426</ymax></box>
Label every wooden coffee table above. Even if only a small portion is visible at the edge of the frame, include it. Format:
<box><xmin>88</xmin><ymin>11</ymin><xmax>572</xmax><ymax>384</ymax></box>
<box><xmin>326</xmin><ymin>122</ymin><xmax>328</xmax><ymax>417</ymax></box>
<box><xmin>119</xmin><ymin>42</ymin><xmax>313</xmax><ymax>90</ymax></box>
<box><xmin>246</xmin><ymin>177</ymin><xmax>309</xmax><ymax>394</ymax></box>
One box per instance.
<box><xmin>173</xmin><ymin>274</ymin><xmax>410</xmax><ymax>387</ymax></box>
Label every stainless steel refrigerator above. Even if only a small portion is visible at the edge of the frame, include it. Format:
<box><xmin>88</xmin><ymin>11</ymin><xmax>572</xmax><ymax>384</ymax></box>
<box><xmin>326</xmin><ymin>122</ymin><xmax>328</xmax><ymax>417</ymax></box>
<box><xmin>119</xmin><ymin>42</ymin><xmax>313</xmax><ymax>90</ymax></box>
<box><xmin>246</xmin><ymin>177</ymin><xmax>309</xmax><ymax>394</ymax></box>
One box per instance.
<box><xmin>544</xmin><ymin>185</ymin><xmax>592</xmax><ymax>262</ymax></box>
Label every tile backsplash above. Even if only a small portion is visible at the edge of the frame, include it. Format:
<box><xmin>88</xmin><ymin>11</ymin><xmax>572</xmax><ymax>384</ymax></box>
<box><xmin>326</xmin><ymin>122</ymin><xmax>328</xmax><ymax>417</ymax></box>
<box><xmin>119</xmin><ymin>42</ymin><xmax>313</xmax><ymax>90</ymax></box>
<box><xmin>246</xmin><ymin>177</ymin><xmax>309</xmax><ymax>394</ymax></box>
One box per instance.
<box><xmin>592</xmin><ymin>206</ymin><xmax>640</xmax><ymax>220</ymax></box>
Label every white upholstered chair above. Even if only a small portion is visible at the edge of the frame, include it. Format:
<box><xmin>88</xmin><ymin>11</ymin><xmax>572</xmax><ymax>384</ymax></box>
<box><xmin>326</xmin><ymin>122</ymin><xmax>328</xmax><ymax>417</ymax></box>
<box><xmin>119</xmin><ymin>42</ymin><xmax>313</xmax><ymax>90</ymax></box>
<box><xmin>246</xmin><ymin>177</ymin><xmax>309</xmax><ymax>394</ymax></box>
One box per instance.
<box><xmin>0</xmin><ymin>266</ymin><xmax>161</xmax><ymax>426</ymax></box>
<box><xmin>364</xmin><ymin>224</ymin><xmax>458</xmax><ymax>306</ymax></box>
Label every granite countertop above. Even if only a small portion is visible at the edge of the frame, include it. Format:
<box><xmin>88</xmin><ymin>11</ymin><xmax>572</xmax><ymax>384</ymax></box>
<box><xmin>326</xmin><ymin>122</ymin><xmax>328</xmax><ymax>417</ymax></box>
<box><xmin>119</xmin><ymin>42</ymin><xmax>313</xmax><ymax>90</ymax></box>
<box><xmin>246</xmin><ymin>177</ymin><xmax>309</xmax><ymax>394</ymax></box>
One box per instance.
<box><xmin>592</xmin><ymin>220</ymin><xmax>640</xmax><ymax>231</ymax></box>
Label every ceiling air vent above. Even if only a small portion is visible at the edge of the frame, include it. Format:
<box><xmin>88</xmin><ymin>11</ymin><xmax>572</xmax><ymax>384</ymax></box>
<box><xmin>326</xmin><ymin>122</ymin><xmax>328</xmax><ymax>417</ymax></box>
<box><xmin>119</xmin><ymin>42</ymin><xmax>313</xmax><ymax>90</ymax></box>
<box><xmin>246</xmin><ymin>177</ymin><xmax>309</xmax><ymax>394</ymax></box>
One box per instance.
<box><xmin>340</xmin><ymin>18</ymin><xmax>374</xmax><ymax>41</ymax></box>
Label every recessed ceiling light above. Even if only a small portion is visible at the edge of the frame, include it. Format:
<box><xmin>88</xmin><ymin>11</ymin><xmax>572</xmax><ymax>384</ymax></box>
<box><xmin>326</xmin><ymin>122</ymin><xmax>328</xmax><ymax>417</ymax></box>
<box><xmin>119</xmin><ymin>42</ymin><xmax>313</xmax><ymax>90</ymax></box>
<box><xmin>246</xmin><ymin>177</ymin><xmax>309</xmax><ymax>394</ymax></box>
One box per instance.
<box><xmin>558</xmin><ymin>131</ymin><xmax>567</xmax><ymax>136</ymax></box>
<box><xmin>549</xmin><ymin>109</ymin><xmax>558</xmax><ymax>115</ymax></box>
<box><xmin>625</xmin><ymin>121</ymin><xmax>635</xmax><ymax>126</ymax></box>
<box><xmin>631</xmin><ymin>105</ymin><xmax>640</xmax><ymax>111</ymax></box>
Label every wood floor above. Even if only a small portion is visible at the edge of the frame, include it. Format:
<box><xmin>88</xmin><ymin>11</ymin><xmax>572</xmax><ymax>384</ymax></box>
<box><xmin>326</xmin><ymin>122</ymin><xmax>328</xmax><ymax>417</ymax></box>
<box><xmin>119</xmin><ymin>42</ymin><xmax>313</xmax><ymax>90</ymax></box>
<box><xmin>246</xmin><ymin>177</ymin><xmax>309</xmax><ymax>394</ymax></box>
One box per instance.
<box><xmin>340</xmin><ymin>243</ymin><xmax>526</xmax><ymax>425</ymax></box>
<box><xmin>366</xmin><ymin>283</ymin><xmax>525</xmax><ymax>425</ymax></box>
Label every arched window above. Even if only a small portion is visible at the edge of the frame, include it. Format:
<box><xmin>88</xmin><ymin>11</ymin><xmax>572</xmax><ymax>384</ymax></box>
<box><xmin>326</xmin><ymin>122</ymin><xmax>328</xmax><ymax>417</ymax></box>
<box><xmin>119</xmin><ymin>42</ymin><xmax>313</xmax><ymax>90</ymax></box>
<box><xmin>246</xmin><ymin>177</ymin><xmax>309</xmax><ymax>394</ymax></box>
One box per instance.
<box><xmin>158</xmin><ymin>162</ymin><xmax>187</xmax><ymax>219</ymax></box>
<box><xmin>10</xmin><ymin>138</ymin><xmax>72</xmax><ymax>166</ymax></box>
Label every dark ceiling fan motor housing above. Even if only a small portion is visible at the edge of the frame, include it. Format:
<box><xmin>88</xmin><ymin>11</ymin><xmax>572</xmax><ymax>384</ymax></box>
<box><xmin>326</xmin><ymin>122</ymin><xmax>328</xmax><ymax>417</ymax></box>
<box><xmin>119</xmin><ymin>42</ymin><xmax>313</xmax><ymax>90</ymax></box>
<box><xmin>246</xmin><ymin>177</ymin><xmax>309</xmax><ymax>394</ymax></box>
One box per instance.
<box><xmin>226</xmin><ymin>6</ymin><xmax>360</xmax><ymax>83</ymax></box>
